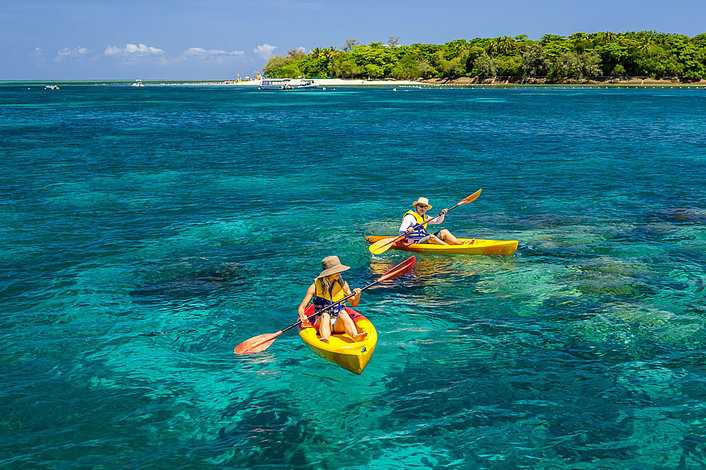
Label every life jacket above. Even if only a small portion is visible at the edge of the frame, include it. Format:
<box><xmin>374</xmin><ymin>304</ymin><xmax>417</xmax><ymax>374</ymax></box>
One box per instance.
<box><xmin>312</xmin><ymin>278</ymin><xmax>346</xmax><ymax>316</ymax></box>
<box><xmin>402</xmin><ymin>209</ymin><xmax>429</xmax><ymax>240</ymax></box>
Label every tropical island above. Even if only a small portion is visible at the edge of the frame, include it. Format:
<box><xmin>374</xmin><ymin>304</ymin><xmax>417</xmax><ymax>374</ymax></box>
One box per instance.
<box><xmin>263</xmin><ymin>31</ymin><xmax>706</xmax><ymax>85</ymax></box>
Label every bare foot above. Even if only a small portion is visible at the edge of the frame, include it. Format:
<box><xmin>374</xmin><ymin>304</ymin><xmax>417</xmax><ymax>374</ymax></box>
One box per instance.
<box><xmin>465</xmin><ymin>239</ymin><xmax>475</xmax><ymax>245</ymax></box>
<box><xmin>353</xmin><ymin>331</ymin><xmax>368</xmax><ymax>341</ymax></box>
<box><xmin>319</xmin><ymin>337</ymin><xmax>330</xmax><ymax>343</ymax></box>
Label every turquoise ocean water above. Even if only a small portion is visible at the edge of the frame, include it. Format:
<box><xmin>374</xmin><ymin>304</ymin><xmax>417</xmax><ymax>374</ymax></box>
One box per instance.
<box><xmin>1</xmin><ymin>83</ymin><xmax>705</xmax><ymax>468</ymax></box>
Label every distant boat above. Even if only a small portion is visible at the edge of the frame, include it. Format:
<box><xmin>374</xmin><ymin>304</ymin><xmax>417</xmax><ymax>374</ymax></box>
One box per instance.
<box><xmin>131</xmin><ymin>79</ymin><xmax>145</xmax><ymax>87</ymax></box>
<box><xmin>44</xmin><ymin>85</ymin><xmax>59</xmax><ymax>90</ymax></box>
<box><xmin>258</xmin><ymin>78</ymin><xmax>319</xmax><ymax>90</ymax></box>
<box><xmin>259</xmin><ymin>78</ymin><xmax>293</xmax><ymax>90</ymax></box>
<box><xmin>296</xmin><ymin>79</ymin><xmax>319</xmax><ymax>89</ymax></box>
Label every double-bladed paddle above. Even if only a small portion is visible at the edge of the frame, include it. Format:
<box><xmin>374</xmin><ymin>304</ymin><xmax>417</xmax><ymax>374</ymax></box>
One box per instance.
<box><xmin>368</xmin><ymin>189</ymin><xmax>482</xmax><ymax>255</ymax></box>
<box><xmin>233</xmin><ymin>255</ymin><xmax>416</xmax><ymax>354</ymax></box>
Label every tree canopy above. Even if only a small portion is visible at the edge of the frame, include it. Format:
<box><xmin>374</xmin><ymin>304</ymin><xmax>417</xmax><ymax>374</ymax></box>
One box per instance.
<box><xmin>263</xmin><ymin>32</ymin><xmax>706</xmax><ymax>82</ymax></box>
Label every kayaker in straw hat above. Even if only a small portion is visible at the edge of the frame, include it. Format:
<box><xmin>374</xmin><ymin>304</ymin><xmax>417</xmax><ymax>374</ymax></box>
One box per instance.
<box><xmin>399</xmin><ymin>197</ymin><xmax>471</xmax><ymax>245</ymax></box>
<box><xmin>297</xmin><ymin>256</ymin><xmax>367</xmax><ymax>343</ymax></box>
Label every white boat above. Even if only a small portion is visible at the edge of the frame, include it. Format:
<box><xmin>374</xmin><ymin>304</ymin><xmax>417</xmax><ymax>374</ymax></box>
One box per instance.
<box><xmin>259</xmin><ymin>78</ymin><xmax>293</xmax><ymax>90</ymax></box>
<box><xmin>131</xmin><ymin>79</ymin><xmax>145</xmax><ymax>87</ymax></box>
<box><xmin>258</xmin><ymin>78</ymin><xmax>319</xmax><ymax>90</ymax></box>
<box><xmin>296</xmin><ymin>79</ymin><xmax>319</xmax><ymax>89</ymax></box>
<box><xmin>44</xmin><ymin>85</ymin><xmax>60</xmax><ymax>90</ymax></box>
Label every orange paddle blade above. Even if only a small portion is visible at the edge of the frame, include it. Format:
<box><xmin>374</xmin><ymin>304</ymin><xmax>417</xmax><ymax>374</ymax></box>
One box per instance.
<box><xmin>378</xmin><ymin>256</ymin><xmax>415</xmax><ymax>282</ymax></box>
<box><xmin>457</xmin><ymin>189</ymin><xmax>482</xmax><ymax>206</ymax></box>
<box><xmin>369</xmin><ymin>236</ymin><xmax>402</xmax><ymax>255</ymax></box>
<box><xmin>233</xmin><ymin>330</ymin><xmax>283</xmax><ymax>354</ymax></box>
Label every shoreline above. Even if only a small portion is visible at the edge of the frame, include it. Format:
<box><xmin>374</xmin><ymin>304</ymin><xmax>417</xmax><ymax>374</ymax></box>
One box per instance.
<box><xmin>421</xmin><ymin>76</ymin><xmax>706</xmax><ymax>86</ymax></box>
<box><xmin>5</xmin><ymin>77</ymin><xmax>705</xmax><ymax>88</ymax></box>
<box><xmin>219</xmin><ymin>76</ymin><xmax>706</xmax><ymax>88</ymax></box>
<box><xmin>222</xmin><ymin>78</ymin><xmax>420</xmax><ymax>87</ymax></box>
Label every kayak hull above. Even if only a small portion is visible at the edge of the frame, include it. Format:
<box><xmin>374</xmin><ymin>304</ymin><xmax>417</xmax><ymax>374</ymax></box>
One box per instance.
<box><xmin>297</xmin><ymin>304</ymin><xmax>377</xmax><ymax>375</ymax></box>
<box><xmin>365</xmin><ymin>235</ymin><xmax>518</xmax><ymax>255</ymax></box>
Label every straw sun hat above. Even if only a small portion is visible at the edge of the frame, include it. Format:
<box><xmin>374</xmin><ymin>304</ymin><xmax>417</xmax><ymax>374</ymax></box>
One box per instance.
<box><xmin>413</xmin><ymin>197</ymin><xmax>432</xmax><ymax>209</ymax></box>
<box><xmin>316</xmin><ymin>256</ymin><xmax>350</xmax><ymax>279</ymax></box>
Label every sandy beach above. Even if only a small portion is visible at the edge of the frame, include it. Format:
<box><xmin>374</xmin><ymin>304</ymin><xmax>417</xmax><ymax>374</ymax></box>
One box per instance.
<box><xmin>226</xmin><ymin>78</ymin><xmax>420</xmax><ymax>87</ymax></box>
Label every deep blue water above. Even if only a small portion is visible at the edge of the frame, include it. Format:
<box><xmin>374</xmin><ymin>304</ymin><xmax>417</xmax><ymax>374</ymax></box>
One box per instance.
<box><xmin>1</xmin><ymin>82</ymin><xmax>705</xmax><ymax>469</ymax></box>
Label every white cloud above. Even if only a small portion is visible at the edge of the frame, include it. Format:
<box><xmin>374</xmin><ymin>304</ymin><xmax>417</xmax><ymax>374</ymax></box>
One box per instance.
<box><xmin>95</xmin><ymin>42</ymin><xmax>251</xmax><ymax>69</ymax></box>
<box><xmin>183</xmin><ymin>47</ymin><xmax>244</xmax><ymax>57</ymax></box>
<box><xmin>103</xmin><ymin>43</ymin><xmax>166</xmax><ymax>65</ymax></box>
<box><xmin>126</xmin><ymin>43</ymin><xmax>163</xmax><ymax>55</ymax></box>
<box><xmin>55</xmin><ymin>46</ymin><xmax>89</xmax><ymax>61</ymax></box>
<box><xmin>104</xmin><ymin>45</ymin><xmax>122</xmax><ymax>56</ymax></box>
<box><xmin>254</xmin><ymin>44</ymin><xmax>276</xmax><ymax>60</ymax></box>
<box><xmin>104</xmin><ymin>43</ymin><xmax>164</xmax><ymax>57</ymax></box>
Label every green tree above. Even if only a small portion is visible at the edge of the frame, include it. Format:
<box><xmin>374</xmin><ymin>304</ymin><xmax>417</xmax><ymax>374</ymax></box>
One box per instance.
<box><xmin>496</xmin><ymin>55</ymin><xmax>522</xmax><ymax>76</ymax></box>
<box><xmin>437</xmin><ymin>56</ymin><xmax>466</xmax><ymax>77</ymax></box>
<box><xmin>676</xmin><ymin>42</ymin><xmax>705</xmax><ymax>80</ymax></box>
<box><xmin>264</xmin><ymin>30</ymin><xmax>705</xmax><ymax>82</ymax></box>
<box><xmin>569</xmin><ymin>32</ymin><xmax>593</xmax><ymax>53</ymax></box>
<box><xmin>551</xmin><ymin>51</ymin><xmax>602</xmax><ymax>80</ymax></box>
<box><xmin>474</xmin><ymin>53</ymin><xmax>498</xmax><ymax>78</ymax></box>
<box><xmin>339</xmin><ymin>57</ymin><xmax>363</xmax><ymax>78</ymax></box>
<box><xmin>491</xmin><ymin>36</ymin><xmax>517</xmax><ymax>56</ymax></box>
<box><xmin>343</xmin><ymin>39</ymin><xmax>358</xmax><ymax>52</ymax></box>
<box><xmin>595</xmin><ymin>42</ymin><xmax>628</xmax><ymax>76</ymax></box>
<box><xmin>263</xmin><ymin>55</ymin><xmax>286</xmax><ymax>76</ymax></box>
<box><xmin>263</xmin><ymin>49</ymin><xmax>306</xmax><ymax>78</ymax></box>
<box><xmin>581</xmin><ymin>52</ymin><xmax>602</xmax><ymax>78</ymax></box>
<box><xmin>301</xmin><ymin>47</ymin><xmax>339</xmax><ymax>77</ymax></box>
<box><xmin>521</xmin><ymin>43</ymin><xmax>549</xmax><ymax>76</ymax></box>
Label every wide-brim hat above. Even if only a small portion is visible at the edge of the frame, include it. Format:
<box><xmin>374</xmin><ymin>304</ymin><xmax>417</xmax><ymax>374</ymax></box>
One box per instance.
<box><xmin>316</xmin><ymin>255</ymin><xmax>350</xmax><ymax>279</ymax></box>
<box><xmin>413</xmin><ymin>197</ymin><xmax>432</xmax><ymax>209</ymax></box>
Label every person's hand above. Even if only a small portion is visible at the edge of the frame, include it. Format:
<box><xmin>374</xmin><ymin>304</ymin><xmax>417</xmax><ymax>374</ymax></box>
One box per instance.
<box><xmin>299</xmin><ymin>315</ymin><xmax>308</xmax><ymax>323</ymax></box>
<box><xmin>353</xmin><ymin>288</ymin><xmax>362</xmax><ymax>297</ymax></box>
<box><xmin>406</xmin><ymin>227</ymin><xmax>414</xmax><ymax>234</ymax></box>
<box><xmin>440</xmin><ymin>208</ymin><xmax>448</xmax><ymax>215</ymax></box>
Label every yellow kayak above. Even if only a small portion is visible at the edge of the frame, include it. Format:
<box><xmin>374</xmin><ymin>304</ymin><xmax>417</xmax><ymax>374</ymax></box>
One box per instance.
<box><xmin>297</xmin><ymin>305</ymin><xmax>377</xmax><ymax>375</ymax></box>
<box><xmin>365</xmin><ymin>235</ymin><xmax>518</xmax><ymax>255</ymax></box>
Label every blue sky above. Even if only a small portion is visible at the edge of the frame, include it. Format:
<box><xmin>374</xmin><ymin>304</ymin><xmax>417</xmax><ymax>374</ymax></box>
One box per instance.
<box><xmin>2</xmin><ymin>0</ymin><xmax>705</xmax><ymax>80</ymax></box>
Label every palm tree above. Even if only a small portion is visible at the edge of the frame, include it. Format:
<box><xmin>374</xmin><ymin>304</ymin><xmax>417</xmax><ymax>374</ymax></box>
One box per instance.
<box><xmin>343</xmin><ymin>39</ymin><xmax>358</xmax><ymax>52</ymax></box>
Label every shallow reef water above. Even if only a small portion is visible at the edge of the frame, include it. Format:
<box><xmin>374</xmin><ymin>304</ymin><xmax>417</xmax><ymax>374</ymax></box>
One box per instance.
<box><xmin>1</xmin><ymin>83</ymin><xmax>705</xmax><ymax>468</ymax></box>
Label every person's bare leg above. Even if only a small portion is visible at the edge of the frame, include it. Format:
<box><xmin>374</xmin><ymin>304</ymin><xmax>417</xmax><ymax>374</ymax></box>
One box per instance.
<box><xmin>438</xmin><ymin>229</ymin><xmax>468</xmax><ymax>245</ymax></box>
<box><xmin>318</xmin><ymin>313</ymin><xmax>331</xmax><ymax>342</ymax></box>
<box><xmin>336</xmin><ymin>311</ymin><xmax>367</xmax><ymax>340</ymax></box>
<box><xmin>425</xmin><ymin>234</ymin><xmax>449</xmax><ymax>245</ymax></box>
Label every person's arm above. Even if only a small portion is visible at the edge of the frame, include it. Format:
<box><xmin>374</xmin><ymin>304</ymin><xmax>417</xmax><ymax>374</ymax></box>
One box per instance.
<box><xmin>343</xmin><ymin>282</ymin><xmax>361</xmax><ymax>308</ymax></box>
<box><xmin>427</xmin><ymin>209</ymin><xmax>447</xmax><ymax>225</ymax></box>
<box><xmin>297</xmin><ymin>283</ymin><xmax>316</xmax><ymax>322</ymax></box>
<box><xmin>398</xmin><ymin>214</ymin><xmax>417</xmax><ymax>235</ymax></box>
